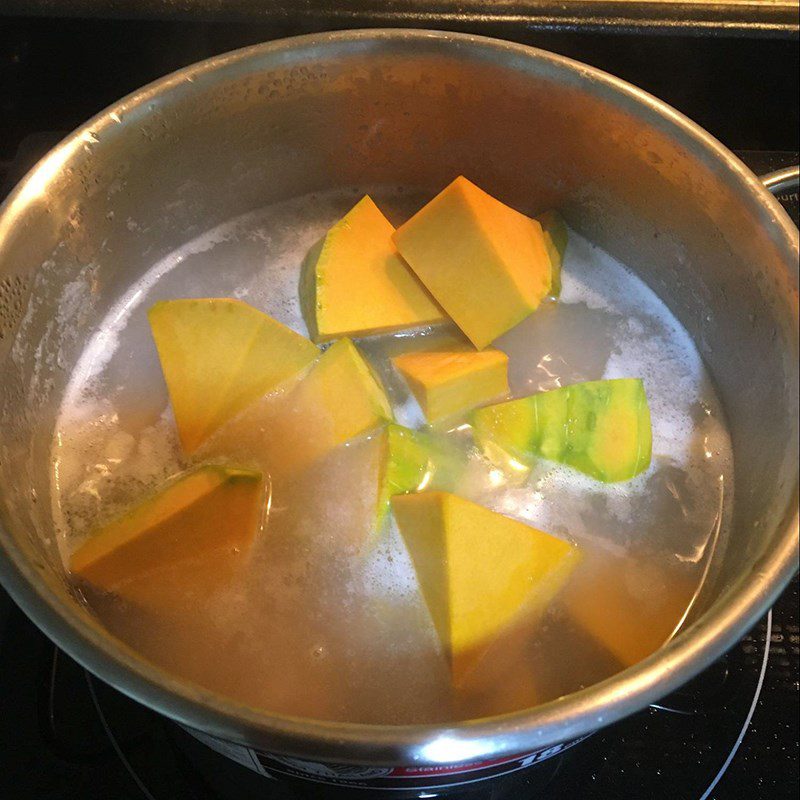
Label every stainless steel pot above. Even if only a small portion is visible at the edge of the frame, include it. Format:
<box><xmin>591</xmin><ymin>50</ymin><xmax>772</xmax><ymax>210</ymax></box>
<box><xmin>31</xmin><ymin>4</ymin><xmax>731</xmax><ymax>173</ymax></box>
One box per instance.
<box><xmin>0</xmin><ymin>29</ymin><xmax>797</xmax><ymax>783</ymax></box>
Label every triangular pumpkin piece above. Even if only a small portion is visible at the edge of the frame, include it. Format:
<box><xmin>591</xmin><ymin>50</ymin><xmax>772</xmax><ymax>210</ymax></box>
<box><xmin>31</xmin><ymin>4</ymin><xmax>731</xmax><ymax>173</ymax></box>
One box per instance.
<box><xmin>149</xmin><ymin>299</ymin><xmax>319</xmax><ymax>453</ymax></box>
<box><xmin>201</xmin><ymin>338</ymin><xmax>394</xmax><ymax>479</ymax></box>
<box><xmin>392</xmin><ymin>491</ymin><xmax>579</xmax><ymax>684</ymax></box>
<box><xmin>300</xmin><ymin>196</ymin><xmax>446</xmax><ymax>342</ymax></box>
<box><xmin>70</xmin><ymin>465</ymin><xmax>265</xmax><ymax>592</ymax></box>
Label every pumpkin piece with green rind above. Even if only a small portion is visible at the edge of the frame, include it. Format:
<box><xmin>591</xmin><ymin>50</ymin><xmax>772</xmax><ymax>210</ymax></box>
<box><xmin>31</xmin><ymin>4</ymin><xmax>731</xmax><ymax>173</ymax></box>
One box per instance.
<box><xmin>300</xmin><ymin>196</ymin><xmax>446</xmax><ymax>342</ymax></box>
<box><xmin>536</xmin><ymin>209</ymin><xmax>568</xmax><ymax>298</ymax></box>
<box><xmin>376</xmin><ymin>424</ymin><xmax>462</xmax><ymax>530</ymax></box>
<box><xmin>472</xmin><ymin>378</ymin><xmax>652</xmax><ymax>483</ymax></box>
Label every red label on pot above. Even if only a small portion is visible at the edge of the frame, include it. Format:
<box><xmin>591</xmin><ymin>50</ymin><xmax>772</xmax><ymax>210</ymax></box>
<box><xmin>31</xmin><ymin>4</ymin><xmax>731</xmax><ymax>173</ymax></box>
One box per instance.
<box><xmin>183</xmin><ymin>726</ymin><xmax>591</xmax><ymax>790</ymax></box>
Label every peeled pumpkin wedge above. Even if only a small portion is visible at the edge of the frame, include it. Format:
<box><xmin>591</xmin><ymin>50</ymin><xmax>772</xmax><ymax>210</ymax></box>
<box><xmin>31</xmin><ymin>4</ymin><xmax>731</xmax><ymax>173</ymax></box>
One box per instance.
<box><xmin>148</xmin><ymin>299</ymin><xmax>319</xmax><ymax>453</ymax></box>
<box><xmin>200</xmin><ymin>338</ymin><xmax>394</xmax><ymax>480</ymax></box>
<box><xmin>392</xmin><ymin>347</ymin><xmax>509</xmax><ymax>422</ymax></box>
<box><xmin>393</xmin><ymin>176</ymin><xmax>553</xmax><ymax>349</ymax></box>
<box><xmin>392</xmin><ymin>491</ymin><xmax>580</xmax><ymax>684</ymax></box>
<box><xmin>562</xmin><ymin>555</ymin><xmax>697</xmax><ymax>667</ymax></box>
<box><xmin>70</xmin><ymin>465</ymin><xmax>266</xmax><ymax>592</ymax></box>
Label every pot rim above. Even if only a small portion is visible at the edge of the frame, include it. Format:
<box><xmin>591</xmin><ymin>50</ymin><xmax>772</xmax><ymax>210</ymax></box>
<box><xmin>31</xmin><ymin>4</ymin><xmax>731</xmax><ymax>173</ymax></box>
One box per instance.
<box><xmin>0</xmin><ymin>28</ymin><xmax>798</xmax><ymax>767</ymax></box>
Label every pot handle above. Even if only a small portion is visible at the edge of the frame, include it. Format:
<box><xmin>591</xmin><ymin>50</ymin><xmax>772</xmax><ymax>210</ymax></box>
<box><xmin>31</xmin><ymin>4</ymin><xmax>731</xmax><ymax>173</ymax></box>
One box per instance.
<box><xmin>759</xmin><ymin>165</ymin><xmax>800</xmax><ymax>195</ymax></box>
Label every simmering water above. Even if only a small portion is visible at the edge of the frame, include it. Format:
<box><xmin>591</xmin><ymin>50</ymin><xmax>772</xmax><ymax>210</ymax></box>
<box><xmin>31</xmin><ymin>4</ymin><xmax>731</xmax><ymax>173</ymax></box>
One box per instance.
<box><xmin>50</xmin><ymin>188</ymin><xmax>733</xmax><ymax>723</ymax></box>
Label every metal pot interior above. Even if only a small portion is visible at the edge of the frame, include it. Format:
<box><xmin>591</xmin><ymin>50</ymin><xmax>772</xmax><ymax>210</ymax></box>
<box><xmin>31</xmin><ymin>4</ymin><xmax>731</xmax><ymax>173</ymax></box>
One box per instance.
<box><xmin>0</xmin><ymin>31</ymin><xmax>797</xmax><ymax>762</ymax></box>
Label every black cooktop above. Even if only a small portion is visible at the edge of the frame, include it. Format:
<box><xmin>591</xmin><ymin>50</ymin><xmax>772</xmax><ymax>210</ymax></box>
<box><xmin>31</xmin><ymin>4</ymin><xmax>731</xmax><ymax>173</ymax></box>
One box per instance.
<box><xmin>0</xmin><ymin>14</ymin><xmax>798</xmax><ymax>800</ymax></box>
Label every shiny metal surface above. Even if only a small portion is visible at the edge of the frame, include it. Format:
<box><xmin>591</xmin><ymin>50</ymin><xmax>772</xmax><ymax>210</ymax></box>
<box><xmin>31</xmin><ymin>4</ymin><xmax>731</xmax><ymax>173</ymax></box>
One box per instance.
<box><xmin>761</xmin><ymin>165</ymin><xmax>800</xmax><ymax>196</ymax></box>
<box><xmin>0</xmin><ymin>30</ymin><xmax>797</xmax><ymax>767</ymax></box>
<box><xmin>5</xmin><ymin>1</ymin><xmax>799</xmax><ymax>37</ymax></box>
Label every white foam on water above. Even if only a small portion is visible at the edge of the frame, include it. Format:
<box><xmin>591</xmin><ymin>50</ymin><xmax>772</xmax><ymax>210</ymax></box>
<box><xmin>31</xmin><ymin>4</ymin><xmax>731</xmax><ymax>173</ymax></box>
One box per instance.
<box><xmin>557</xmin><ymin>233</ymin><xmax>708</xmax><ymax>468</ymax></box>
